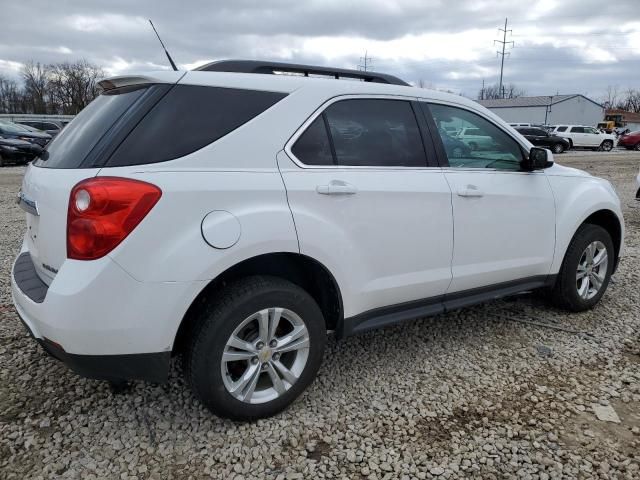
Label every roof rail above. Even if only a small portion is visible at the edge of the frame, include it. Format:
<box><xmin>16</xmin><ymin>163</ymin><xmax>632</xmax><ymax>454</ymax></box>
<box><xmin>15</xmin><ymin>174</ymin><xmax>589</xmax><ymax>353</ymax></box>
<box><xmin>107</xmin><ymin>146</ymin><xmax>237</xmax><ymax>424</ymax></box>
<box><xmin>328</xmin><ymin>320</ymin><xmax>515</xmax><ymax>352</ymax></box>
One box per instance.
<box><xmin>194</xmin><ymin>60</ymin><xmax>410</xmax><ymax>86</ymax></box>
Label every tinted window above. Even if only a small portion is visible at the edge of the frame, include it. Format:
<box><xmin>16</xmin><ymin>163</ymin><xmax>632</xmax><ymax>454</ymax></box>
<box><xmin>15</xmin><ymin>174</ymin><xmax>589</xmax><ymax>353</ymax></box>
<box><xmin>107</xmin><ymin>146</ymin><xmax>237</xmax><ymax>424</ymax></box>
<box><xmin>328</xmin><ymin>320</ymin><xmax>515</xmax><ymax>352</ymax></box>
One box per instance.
<box><xmin>107</xmin><ymin>85</ymin><xmax>286</xmax><ymax>167</ymax></box>
<box><xmin>429</xmin><ymin>103</ymin><xmax>523</xmax><ymax>170</ymax></box>
<box><xmin>585</xmin><ymin>127</ymin><xmax>599</xmax><ymax>134</ymax></box>
<box><xmin>36</xmin><ymin>85</ymin><xmax>148</xmax><ymax>168</ymax></box>
<box><xmin>291</xmin><ymin>116</ymin><xmax>334</xmax><ymax>165</ymax></box>
<box><xmin>570</xmin><ymin>126</ymin><xmax>585</xmax><ymax>133</ymax></box>
<box><xmin>556</xmin><ymin>126</ymin><xmax>567</xmax><ymax>132</ymax></box>
<box><xmin>516</xmin><ymin>128</ymin><xmax>532</xmax><ymax>135</ymax></box>
<box><xmin>322</xmin><ymin>99</ymin><xmax>426</xmax><ymax>167</ymax></box>
<box><xmin>43</xmin><ymin>123</ymin><xmax>59</xmax><ymax>130</ymax></box>
<box><xmin>530</xmin><ymin>128</ymin><xmax>547</xmax><ymax>136</ymax></box>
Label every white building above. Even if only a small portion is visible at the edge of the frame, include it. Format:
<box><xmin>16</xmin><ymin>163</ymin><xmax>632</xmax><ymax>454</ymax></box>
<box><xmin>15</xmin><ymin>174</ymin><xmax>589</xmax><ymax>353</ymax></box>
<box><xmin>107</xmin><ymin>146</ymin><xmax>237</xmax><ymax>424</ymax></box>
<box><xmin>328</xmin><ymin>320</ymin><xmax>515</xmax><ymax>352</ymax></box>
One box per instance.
<box><xmin>477</xmin><ymin>94</ymin><xmax>603</xmax><ymax>126</ymax></box>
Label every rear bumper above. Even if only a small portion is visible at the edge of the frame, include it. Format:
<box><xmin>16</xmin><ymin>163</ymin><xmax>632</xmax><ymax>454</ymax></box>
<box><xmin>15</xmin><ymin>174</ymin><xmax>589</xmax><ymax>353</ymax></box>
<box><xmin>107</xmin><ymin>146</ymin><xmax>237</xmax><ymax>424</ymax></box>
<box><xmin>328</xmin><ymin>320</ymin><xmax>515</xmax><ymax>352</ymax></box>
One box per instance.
<box><xmin>11</xmin><ymin>245</ymin><xmax>205</xmax><ymax>383</ymax></box>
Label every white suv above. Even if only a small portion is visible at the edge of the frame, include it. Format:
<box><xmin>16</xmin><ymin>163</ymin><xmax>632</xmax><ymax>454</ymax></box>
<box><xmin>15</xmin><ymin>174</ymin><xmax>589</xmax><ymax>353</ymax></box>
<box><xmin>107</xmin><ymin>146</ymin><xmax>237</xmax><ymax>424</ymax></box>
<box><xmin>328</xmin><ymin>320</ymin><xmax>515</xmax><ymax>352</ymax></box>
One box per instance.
<box><xmin>11</xmin><ymin>61</ymin><xmax>624</xmax><ymax>420</ymax></box>
<box><xmin>552</xmin><ymin>125</ymin><xmax>615</xmax><ymax>151</ymax></box>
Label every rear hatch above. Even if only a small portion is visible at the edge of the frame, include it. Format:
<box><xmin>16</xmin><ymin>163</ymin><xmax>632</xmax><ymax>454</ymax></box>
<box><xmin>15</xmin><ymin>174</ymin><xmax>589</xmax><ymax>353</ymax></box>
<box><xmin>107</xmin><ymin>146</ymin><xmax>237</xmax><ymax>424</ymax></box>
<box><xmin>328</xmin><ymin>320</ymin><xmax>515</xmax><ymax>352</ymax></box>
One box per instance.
<box><xmin>20</xmin><ymin>73</ymin><xmax>183</xmax><ymax>284</ymax></box>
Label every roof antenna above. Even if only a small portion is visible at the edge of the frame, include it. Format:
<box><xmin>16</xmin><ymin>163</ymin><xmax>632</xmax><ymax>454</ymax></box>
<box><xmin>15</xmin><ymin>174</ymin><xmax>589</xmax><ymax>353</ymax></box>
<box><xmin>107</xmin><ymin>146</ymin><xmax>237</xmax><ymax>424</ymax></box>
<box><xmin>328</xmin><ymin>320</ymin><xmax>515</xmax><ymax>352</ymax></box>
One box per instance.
<box><xmin>148</xmin><ymin>19</ymin><xmax>178</xmax><ymax>71</ymax></box>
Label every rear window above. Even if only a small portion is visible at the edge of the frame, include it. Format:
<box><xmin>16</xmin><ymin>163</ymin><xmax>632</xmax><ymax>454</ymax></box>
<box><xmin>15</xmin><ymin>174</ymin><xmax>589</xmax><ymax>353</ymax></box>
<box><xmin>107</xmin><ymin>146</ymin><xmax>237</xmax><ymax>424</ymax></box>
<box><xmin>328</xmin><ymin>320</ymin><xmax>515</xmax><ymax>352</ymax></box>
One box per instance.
<box><xmin>106</xmin><ymin>85</ymin><xmax>287</xmax><ymax>167</ymax></box>
<box><xmin>36</xmin><ymin>85</ymin><xmax>148</xmax><ymax>168</ymax></box>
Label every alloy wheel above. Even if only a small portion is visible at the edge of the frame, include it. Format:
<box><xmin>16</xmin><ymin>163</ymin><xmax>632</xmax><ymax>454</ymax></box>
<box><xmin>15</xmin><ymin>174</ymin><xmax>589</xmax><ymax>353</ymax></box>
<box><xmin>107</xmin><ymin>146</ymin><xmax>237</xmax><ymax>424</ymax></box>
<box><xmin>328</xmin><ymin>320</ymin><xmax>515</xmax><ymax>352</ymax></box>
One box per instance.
<box><xmin>576</xmin><ymin>241</ymin><xmax>608</xmax><ymax>300</ymax></box>
<box><xmin>221</xmin><ymin>307</ymin><xmax>310</xmax><ymax>404</ymax></box>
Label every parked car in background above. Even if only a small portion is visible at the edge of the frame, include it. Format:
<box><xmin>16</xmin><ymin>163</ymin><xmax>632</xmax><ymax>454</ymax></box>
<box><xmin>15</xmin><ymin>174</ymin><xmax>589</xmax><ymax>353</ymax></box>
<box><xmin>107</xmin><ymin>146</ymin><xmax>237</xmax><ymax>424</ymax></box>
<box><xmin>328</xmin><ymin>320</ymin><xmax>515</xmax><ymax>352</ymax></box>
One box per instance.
<box><xmin>515</xmin><ymin>127</ymin><xmax>571</xmax><ymax>154</ymax></box>
<box><xmin>0</xmin><ymin>136</ymin><xmax>41</xmax><ymax>166</ymax></box>
<box><xmin>0</xmin><ymin>121</ymin><xmax>52</xmax><ymax>147</ymax></box>
<box><xmin>17</xmin><ymin>120</ymin><xmax>67</xmax><ymax>137</ymax></box>
<box><xmin>11</xmin><ymin>61</ymin><xmax>624</xmax><ymax>421</ymax></box>
<box><xmin>617</xmin><ymin>130</ymin><xmax>640</xmax><ymax>151</ymax></box>
<box><xmin>456</xmin><ymin>126</ymin><xmax>495</xmax><ymax>150</ymax></box>
<box><xmin>551</xmin><ymin>125</ymin><xmax>615</xmax><ymax>151</ymax></box>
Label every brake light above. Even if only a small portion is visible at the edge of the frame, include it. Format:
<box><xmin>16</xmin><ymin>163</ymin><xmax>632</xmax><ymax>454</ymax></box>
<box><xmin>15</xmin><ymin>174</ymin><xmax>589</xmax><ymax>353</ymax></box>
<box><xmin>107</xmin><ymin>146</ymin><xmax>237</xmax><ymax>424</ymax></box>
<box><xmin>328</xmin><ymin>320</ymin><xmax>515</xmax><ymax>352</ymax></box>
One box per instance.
<box><xmin>67</xmin><ymin>177</ymin><xmax>162</xmax><ymax>260</ymax></box>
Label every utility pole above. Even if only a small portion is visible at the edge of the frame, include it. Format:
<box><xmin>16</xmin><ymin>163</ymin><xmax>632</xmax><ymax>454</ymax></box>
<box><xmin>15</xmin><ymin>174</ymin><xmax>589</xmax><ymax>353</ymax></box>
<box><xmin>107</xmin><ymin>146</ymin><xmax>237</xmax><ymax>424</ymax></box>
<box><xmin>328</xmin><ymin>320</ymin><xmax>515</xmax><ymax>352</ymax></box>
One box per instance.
<box><xmin>494</xmin><ymin>18</ymin><xmax>514</xmax><ymax>98</ymax></box>
<box><xmin>358</xmin><ymin>50</ymin><xmax>372</xmax><ymax>72</ymax></box>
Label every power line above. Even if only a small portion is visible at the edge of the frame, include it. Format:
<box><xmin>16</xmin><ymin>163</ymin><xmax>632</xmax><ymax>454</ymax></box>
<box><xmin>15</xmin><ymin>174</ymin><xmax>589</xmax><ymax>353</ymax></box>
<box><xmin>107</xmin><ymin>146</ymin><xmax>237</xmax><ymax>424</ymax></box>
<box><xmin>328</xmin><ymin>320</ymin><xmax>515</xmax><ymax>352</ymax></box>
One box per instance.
<box><xmin>358</xmin><ymin>50</ymin><xmax>373</xmax><ymax>72</ymax></box>
<box><xmin>494</xmin><ymin>17</ymin><xmax>514</xmax><ymax>98</ymax></box>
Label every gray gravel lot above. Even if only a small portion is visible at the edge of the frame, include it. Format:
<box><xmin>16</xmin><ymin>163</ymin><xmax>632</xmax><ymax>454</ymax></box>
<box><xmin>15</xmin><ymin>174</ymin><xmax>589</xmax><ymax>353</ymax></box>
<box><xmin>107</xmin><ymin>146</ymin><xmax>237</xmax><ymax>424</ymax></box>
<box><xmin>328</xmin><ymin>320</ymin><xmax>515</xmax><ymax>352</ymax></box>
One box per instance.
<box><xmin>1</xmin><ymin>151</ymin><xmax>639</xmax><ymax>479</ymax></box>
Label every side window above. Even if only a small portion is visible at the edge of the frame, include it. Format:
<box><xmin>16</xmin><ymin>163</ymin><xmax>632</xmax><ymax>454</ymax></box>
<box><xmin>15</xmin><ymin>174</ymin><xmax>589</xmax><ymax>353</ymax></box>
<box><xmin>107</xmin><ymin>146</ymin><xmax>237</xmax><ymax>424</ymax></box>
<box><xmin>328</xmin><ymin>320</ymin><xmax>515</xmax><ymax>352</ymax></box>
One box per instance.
<box><xmin>556</xmin><ymin>126</ymin><xmax>567</xmax><ymax>132</ymax></box>
<box><xmin>107</xmin><ymin>85</ymin><xmax>287</xmax><ymax>167</ymax></box>
<box><xmin>586</xmin><ymin>127</ymin><xmax>599</xmax><ymax>134</ymax></box>
<box><xmin>428</xmin><ymin>103</ymin><xmax>523</xmax><ymax>170</ymax></box>
<box><xmin>570</xmin><ymin>126</ymin><xmax>585</xmax><ymax>133</ymax></box>
<box><xmin>531</xmin><ymin>128</ymin><xmax>547</xmax><ymax>136</ymax></box>
<box><xmin>291</xmin><ymin>116</ymin><xmax>334</xmax><ymax>166</ymax></box>
<box><xmin>323</xmin><ymin>99</ymin><xmax>427</xmax><ymax>167</ymax></box>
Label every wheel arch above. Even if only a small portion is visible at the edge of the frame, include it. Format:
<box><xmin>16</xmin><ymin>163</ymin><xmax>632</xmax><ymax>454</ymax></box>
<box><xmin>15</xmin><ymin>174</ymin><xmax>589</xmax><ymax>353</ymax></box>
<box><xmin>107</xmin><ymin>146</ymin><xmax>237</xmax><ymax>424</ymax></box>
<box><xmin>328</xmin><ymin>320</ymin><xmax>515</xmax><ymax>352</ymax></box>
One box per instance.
<box><xmin>581</xmin><ymin>209</ymin><xmax>622</xmax><ymax>271</ymax></box>
<box><xmin>172</xmin><ymin>252</ymin><xmax>343</xmax><ymax>355</ymax></box>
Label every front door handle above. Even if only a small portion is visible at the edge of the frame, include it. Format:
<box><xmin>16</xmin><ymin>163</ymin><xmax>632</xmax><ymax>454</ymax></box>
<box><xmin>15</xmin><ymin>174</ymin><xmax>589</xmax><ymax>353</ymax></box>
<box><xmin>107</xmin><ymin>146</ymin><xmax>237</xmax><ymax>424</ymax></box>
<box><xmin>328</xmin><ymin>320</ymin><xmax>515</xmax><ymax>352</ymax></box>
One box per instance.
<box><xmin>316</xmin><ymin>181</ymin><xmax>358</xmax><ymax>195</ymax></box>
<box><xmin>457</xmin><ymin>185</ymin><xmax>484</xmax><ymax>197</ymax></box>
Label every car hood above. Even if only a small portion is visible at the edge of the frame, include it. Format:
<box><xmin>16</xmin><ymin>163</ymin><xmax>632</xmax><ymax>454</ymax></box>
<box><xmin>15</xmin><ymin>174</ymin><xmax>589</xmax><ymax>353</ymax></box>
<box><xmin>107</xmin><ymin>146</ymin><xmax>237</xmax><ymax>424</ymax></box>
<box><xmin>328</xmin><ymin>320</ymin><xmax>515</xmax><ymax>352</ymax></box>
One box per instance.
<box><xmin>545</xmin><ymin>162</ymin><xmax>592</xmax><ymax>177</ymax></box>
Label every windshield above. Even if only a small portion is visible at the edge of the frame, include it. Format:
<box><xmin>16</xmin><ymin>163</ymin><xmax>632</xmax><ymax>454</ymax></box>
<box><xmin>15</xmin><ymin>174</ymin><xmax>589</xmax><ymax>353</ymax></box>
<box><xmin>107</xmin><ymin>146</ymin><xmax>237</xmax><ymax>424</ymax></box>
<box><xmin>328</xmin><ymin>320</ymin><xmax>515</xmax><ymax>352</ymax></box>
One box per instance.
<box><xmin>0</xmin><ymin>122</ymin><xmax>30</xmax><ymax>134</ymax></box>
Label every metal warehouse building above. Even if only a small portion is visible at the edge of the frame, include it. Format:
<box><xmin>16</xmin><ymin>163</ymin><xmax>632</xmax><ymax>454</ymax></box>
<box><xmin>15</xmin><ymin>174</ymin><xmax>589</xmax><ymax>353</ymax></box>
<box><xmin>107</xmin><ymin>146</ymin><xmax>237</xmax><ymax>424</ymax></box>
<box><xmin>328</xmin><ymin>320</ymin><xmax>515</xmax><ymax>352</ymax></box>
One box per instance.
<box><xmin>477</xmin><ymin>94</ymin><xmax>603</xmax><ymax>126</ymax></box>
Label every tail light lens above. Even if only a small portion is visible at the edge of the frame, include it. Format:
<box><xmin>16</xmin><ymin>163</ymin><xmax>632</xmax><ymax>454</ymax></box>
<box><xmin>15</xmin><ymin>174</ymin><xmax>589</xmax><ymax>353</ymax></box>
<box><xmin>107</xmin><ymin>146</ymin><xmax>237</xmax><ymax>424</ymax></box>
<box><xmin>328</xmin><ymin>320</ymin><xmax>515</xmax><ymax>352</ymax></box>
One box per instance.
<box><xmin>67</xmin><ymin>177</ymin><xmax>162</xmax><ymax>260</ymax></box>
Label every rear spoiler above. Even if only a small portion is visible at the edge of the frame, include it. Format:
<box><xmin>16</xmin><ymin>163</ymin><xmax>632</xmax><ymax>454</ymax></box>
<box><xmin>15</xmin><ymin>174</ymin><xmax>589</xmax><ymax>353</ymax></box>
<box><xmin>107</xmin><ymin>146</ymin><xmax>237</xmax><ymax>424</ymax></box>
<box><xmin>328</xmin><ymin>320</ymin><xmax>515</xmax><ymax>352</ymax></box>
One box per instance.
<box><xmin>98</xmin><ymin>72</ymin><xmax>185</xmax><ymax>92</ymax></box>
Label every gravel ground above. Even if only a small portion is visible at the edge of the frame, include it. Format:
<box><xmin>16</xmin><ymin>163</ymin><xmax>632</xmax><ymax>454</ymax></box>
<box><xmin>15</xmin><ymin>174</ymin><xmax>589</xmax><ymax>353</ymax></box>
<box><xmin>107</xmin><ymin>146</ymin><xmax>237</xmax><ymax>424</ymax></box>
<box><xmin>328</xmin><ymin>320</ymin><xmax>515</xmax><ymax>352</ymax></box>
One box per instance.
<box><xmin>1</xmin><ymin>151</ymin><xmax>639</xmax><ymax>480</ymax></box>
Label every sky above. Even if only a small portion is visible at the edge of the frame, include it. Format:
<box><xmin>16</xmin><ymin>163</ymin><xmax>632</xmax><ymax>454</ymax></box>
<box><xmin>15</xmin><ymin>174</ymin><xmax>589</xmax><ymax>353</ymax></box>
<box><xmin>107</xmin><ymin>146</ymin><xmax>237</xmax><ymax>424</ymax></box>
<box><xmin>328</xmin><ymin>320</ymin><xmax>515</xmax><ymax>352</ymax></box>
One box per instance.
<box><xmin>1</xmin><ymin>0</ymin><xmax>639</xmax><ymax>100</ymax></box>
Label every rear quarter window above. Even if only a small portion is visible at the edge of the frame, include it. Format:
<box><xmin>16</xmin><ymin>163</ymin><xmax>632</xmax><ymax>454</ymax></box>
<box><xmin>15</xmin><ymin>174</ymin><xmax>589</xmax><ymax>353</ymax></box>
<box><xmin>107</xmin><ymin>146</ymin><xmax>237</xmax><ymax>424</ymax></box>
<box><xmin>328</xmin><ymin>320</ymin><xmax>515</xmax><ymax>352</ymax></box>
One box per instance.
<box><xmin>106</xmin><ymin>85</ymin><xmax>287</xmax><ymax>167</ymax></box>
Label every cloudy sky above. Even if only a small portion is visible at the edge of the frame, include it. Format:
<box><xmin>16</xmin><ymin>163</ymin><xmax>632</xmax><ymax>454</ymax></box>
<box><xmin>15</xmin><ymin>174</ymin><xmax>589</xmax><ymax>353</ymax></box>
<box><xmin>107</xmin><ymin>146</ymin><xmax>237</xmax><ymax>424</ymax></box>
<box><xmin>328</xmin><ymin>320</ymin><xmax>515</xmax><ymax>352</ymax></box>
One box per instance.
<box><xmin>1</xmin><ymin>0</ymin><xmax>639</xmax><ymax>100</ymax></box>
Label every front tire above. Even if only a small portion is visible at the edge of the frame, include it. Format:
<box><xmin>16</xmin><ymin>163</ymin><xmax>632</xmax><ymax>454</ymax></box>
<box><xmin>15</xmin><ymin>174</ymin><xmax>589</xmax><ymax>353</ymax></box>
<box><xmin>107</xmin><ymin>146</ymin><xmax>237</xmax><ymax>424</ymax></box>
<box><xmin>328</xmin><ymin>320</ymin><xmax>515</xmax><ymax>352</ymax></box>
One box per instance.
<box><xmin>601</xmin><ymin>140</ymin><xmax>613</xmax><ymax>152</ymax></box>
<box><xmin>552</xmin><ymin>143</ymin><xmax>564</xmax><ymax>154</ymax></box>
<box><xmin>186</xmin><ymin>276</ymin><xmax>326</xmax><ymax>421</ymax></box>
<box><xmin>635</xmin><ymin>143</ymin><xmax>640</xmax><ymax>151</ymax></box>
<box><xmin>551</xmin><ymin>224</ymin><xmax>614</xmax><ymax>312</ymax></box>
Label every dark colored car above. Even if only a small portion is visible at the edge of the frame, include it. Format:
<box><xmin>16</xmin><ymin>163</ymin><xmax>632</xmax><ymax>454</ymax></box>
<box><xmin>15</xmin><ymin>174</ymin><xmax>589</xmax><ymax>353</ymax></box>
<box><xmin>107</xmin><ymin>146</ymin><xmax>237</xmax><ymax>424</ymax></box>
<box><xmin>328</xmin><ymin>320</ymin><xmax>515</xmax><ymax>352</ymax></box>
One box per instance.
<box><xmin>17</xmin><ymin>120</ymin><xmax>67</xmax><ymax>137</ymax></box>
<box><xmin>0</xmin><ymin>136</ymin><xmax>42</xmax><ymax>166</ymax></box>
<box><xmin>515</xmin><ymin>127</ymin><xmax>570</xmax><ymax>154</ymax></box>
<box><xmin>618</xmin><ymin>131</ymin><xmax>640</xmax><ymax>151</ymax></box>
<box><xmin>0</xmin><ymin>121</ymin><xmax>52</xmax><ymax>147</ymax></box>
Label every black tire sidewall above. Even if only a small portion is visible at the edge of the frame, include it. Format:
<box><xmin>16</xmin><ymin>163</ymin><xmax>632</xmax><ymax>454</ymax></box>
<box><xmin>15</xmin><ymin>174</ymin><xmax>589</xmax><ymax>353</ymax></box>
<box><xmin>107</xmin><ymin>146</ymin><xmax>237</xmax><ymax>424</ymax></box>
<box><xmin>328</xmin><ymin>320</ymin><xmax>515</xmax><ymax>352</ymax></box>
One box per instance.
<box><xmin>555</xmin><ymin>225</ymin><xmax>614</xmax><ymax>311</ymax></box>
<box><xmin>553</xmin><ymin>143</ymin><xmax>564</xmax><ymax>154</ymax></box>
<box><xmin>188</xmin><ymin>277</ymin><xmax>326</xmax><ymax>421</ymax></box>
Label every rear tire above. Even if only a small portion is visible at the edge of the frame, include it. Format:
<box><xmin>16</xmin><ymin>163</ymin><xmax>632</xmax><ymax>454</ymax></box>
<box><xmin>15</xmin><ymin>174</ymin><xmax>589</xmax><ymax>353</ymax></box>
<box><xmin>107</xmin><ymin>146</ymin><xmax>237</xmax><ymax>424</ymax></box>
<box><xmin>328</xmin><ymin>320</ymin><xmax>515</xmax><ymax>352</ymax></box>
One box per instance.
<box><xmin>186</xmin><ymin>276</ymin><xmax>326</xmax><ymax>421</ymax></box>
<box><xmin>635</xmin><ymin>143</ymin><xmax>640</xmax><ymax>151</ymax></box>
<box><xmin>0</xmin><ymin>154</ymin><xmax>4</xmax><ymax>167</ymax></box>
<box><xmin>551</xmin><ymin>224</ymin><xmax>614</xmax><ymax>312</ymax></box>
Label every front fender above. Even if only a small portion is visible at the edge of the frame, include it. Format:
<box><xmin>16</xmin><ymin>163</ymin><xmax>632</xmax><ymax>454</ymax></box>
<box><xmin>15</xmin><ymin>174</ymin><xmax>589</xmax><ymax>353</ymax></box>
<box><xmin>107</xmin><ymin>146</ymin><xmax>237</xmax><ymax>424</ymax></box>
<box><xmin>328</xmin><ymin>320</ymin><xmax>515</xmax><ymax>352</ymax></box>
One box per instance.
<box><xmin>547</xmin><ymin>173</ymin><xmax>624</xmax><ymax>274</ymax></box>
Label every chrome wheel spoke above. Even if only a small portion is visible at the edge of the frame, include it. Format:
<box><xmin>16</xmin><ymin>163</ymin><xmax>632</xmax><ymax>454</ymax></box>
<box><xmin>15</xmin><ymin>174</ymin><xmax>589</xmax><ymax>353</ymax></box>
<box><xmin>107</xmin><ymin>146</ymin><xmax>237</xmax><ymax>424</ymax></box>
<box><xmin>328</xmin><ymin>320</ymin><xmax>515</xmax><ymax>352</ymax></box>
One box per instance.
<box><xmin>576</xmin><ymin>264</ymin><xmax>588</xmax><ymax>280</ymax></box>
<box><xmin>273</xmin><ymin>360</ymin><xmax>299</xmax><ymax>385</ymax></box>
<box><xmin>266</xmin><ymin>362</ymin><xmax>286</xmax><ymax>395</ymax></box>
<box><xmin>590</xmin><ymin>271</ymin><xmax>604</xmax><ymax>290</ymax></box>
<box><xmin>276</xmin><ymin>335</ymin><xmax>310</xmax><ymax>354</ymax></box>
<box><xmin>222</xmin><ymin>350</ymin><xmax>255</xmax><ymax>362</ymax></box>
<box><xmin>593</xmin><ymin>249</ymin><xmax>608</xmax><ymax>268</ymax></box>
<box><xmin>229</xmin><ymin>363</ymin><xmax>260</xmax><ymax>397</ymax></box>
<box><xmin>268</xmin><ymin>308</ymin><xmax>283</xmax><ymax>342</ymax></box>
<box><xmin>578</xmin><ymin>277</ymin><xmax>590</xmax><ymax>299</ymax></box>
<box><xmin>257</xmin><ymin>310</ymin><xmax>270</xmax><ymax>343</ymax></box>
<box><xmin>585</xmin><ymin>243</ymin><xmax>596</xmax><ymax>264</ymax></box>
<box><xmin>276</xmin><ymin>325</ymin><xmax>307</xmax><ymax>350</ymax></box>
<box><xmin>227</xmin><ymin>335</ymin><xmax>257</xmax><ymax>354</ymax></box>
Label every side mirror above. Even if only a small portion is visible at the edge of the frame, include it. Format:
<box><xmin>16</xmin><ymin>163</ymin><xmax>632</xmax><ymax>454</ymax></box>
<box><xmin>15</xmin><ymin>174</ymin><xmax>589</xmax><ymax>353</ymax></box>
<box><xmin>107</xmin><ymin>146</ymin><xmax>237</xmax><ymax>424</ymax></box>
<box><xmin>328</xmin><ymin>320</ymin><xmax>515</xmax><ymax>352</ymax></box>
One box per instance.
<box><xmin>522</xmin><ymin>147</ymin><xmax>553</xmax><ymax>171</ymax></box>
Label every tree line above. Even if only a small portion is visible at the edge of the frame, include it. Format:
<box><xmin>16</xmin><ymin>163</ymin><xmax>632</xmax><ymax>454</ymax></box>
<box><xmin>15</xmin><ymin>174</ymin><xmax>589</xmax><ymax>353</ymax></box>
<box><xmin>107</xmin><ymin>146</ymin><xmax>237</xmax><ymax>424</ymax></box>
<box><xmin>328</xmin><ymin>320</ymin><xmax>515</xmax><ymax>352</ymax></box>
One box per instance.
<box><xmin>0</xmin><ymin>60</ymin><xmax>104</xmax><ymax>115</ymax></box>
<box><xmin>600</xmin><ymin>86</ymin><xmax>640</xmax><ymax>113</ymax></box>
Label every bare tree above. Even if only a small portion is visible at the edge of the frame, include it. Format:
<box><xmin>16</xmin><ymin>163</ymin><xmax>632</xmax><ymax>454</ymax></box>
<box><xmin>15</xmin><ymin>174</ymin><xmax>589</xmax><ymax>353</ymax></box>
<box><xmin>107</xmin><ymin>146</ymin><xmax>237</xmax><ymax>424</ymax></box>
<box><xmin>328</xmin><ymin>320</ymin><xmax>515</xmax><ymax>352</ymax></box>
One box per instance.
<box><xmin>48</xmin><ymin>60</ymin><xmax>104</xmax><ymax>114</ymax></box>
<box><xmin>21</xmin><ymin>61</ymin><xmax>51</xmax><ymax>114</ymax></box>
<box><xmin>0</xmin><ymin>76</ymin><xmax>24</xmax><ymax>113</ymax></box>
<box><xmin>478</xmin><ymin>82</ymin><xmax>526</xmax><ymax>100</ymax></box>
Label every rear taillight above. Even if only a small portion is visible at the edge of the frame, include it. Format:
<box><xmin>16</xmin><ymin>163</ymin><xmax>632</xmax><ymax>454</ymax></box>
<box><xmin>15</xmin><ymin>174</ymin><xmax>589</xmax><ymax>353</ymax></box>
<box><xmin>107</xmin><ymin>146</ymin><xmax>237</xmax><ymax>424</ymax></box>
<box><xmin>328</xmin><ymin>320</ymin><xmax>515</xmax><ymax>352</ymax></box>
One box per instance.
<box><xmin>67</xmin><ymin>177</ymin><xmax>162</xmax><ymax>260</ymax></box>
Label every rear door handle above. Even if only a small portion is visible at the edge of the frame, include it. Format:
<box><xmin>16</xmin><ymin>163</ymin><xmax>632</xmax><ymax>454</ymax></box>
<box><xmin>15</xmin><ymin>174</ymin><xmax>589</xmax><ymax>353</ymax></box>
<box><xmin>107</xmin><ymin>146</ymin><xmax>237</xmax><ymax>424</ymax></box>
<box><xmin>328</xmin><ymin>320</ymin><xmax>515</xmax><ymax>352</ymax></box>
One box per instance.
<box><xmin>316</xmin><ymin>181</ymin><xmax>358</xmax><ymax>195</ymax></box>
<box><xmin>457</xmin><ymin>185</ymin><xmax>484</xmax><ymax>197</ymax></box>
